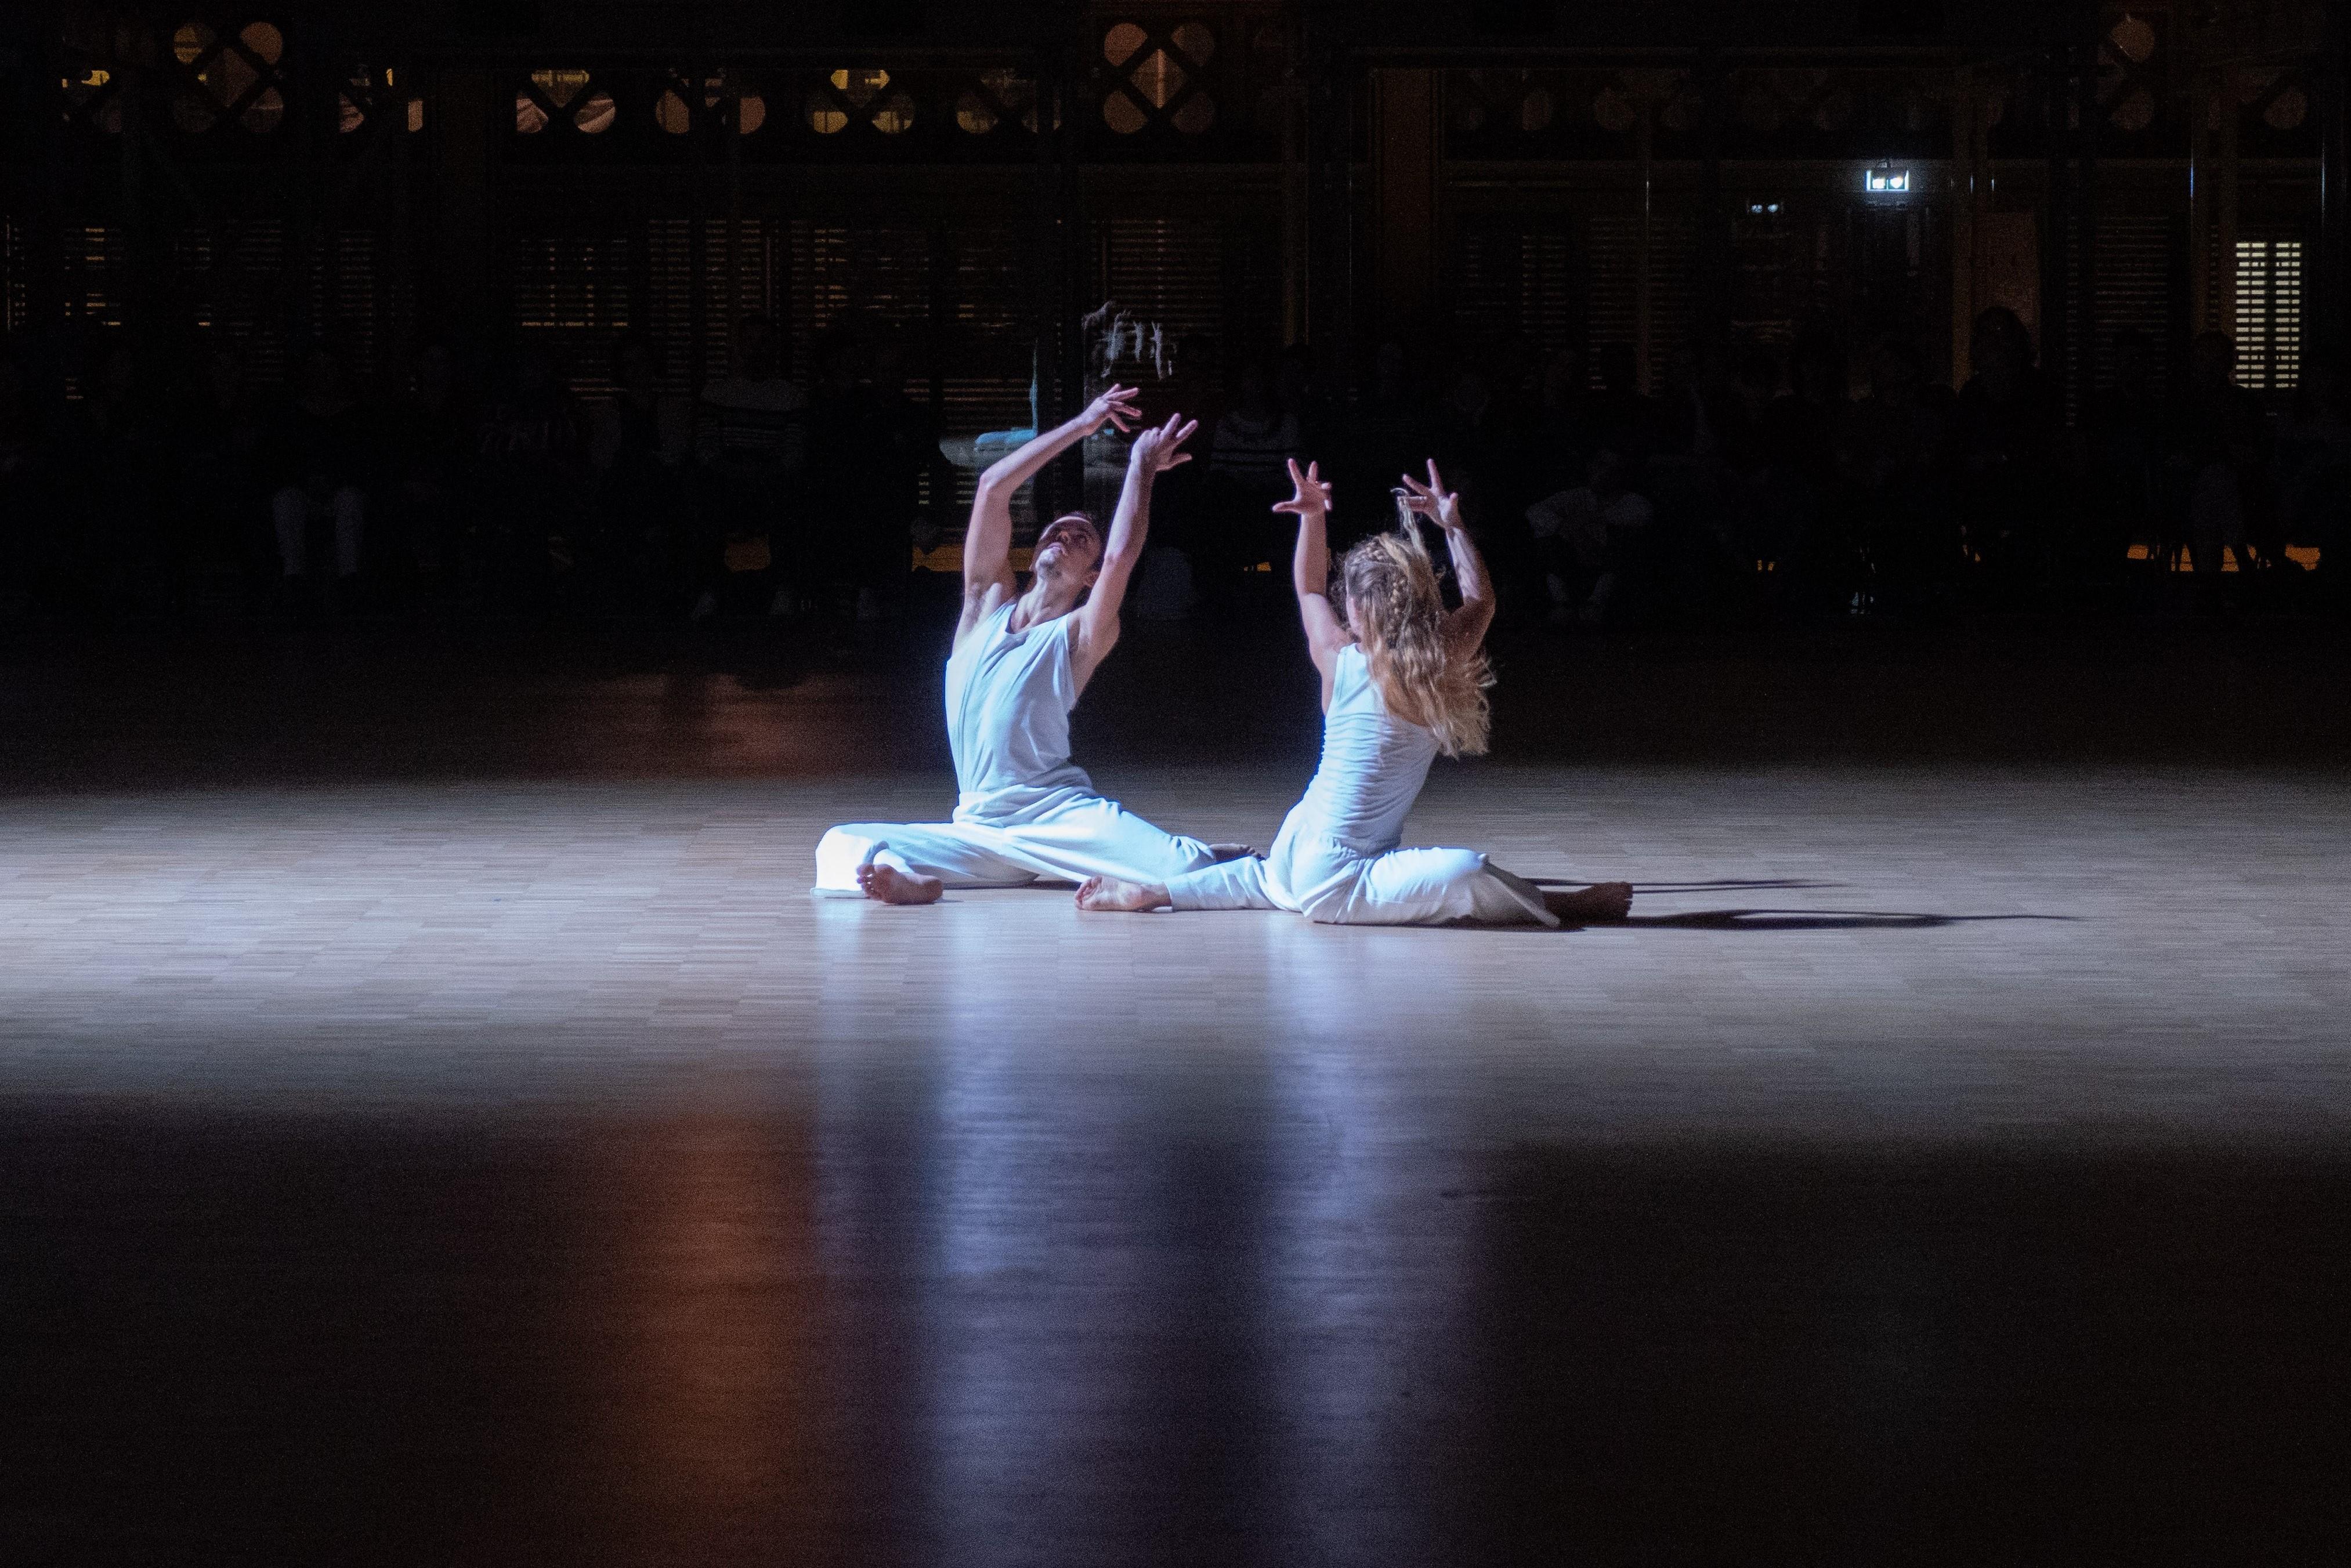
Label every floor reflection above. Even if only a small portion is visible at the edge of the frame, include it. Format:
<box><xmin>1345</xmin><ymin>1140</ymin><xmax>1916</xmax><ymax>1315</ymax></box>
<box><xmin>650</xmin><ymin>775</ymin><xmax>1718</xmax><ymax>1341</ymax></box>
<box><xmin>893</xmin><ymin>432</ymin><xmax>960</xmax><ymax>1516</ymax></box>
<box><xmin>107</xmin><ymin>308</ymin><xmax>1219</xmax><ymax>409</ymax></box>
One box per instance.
<box><xmin>5</xmin><ymin>1098</ymin><xmax>2347</xmax><ymax>1563</ymax></box>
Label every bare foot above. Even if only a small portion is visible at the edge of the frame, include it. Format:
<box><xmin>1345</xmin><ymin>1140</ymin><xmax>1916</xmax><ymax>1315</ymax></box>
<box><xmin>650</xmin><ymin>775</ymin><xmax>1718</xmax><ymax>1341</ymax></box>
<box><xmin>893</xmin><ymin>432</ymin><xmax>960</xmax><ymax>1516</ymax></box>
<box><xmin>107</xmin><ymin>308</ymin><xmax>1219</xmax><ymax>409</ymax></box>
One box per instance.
<box><xmin>1076</xmin><ymin>876</ymin><xmax>1171</xmax><ymax>912</ymax></box>
<box><xmin>857</xmin><ymin>860</ymin><xmax>943</xmax><ymax>906</ymax></box>
<box><xmin>1546</xmin><ymin>881</ymin><xmax>1633</xmax><ymax>922</ymax></box>
<box><xmin>1209</xmin><ymin>843</ymin><xmax>1256</xmax><ymax>863</ymax></box>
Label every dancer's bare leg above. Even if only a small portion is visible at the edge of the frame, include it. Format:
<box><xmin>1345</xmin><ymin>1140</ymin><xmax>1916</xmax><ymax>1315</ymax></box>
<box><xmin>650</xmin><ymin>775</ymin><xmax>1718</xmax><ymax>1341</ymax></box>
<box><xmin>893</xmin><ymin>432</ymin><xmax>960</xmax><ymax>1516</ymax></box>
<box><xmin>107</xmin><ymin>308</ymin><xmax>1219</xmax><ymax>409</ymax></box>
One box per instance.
<box><xmin>1543</xmin><ymin>881</ymin><xmax>1633</xmax><ymax>922</ymax></box>
<box><xmin>1076</xmin><ymin>876</ymin><xmax>1170</xmax><ymax>912</ymax></box>
<box><xmin>858</xmin><ymin>860</ymin><xmax>944</xmax><ymax>906</ymax></box>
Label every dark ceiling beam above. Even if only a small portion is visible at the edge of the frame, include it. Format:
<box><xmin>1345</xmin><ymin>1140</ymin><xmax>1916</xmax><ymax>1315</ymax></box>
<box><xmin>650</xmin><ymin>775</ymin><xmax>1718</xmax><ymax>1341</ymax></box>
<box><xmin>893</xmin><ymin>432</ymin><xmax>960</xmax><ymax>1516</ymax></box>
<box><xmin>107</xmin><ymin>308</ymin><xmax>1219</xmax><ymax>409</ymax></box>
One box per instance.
<box><xmin>313</xmin><ymin>0</ymin><xmax>2097</xmax><ymax>59</ymax></box>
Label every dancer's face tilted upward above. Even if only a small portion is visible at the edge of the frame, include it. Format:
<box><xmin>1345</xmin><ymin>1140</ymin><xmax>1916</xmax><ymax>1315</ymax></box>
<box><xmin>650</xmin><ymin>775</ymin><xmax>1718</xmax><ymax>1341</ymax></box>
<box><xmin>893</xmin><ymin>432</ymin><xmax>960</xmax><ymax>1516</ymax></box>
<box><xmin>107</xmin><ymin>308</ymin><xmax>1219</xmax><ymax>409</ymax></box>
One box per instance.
<box><xmin>1031</xmin><ymin>512</ymin><xmax>1105</xmax><ymax>604</ymax></box>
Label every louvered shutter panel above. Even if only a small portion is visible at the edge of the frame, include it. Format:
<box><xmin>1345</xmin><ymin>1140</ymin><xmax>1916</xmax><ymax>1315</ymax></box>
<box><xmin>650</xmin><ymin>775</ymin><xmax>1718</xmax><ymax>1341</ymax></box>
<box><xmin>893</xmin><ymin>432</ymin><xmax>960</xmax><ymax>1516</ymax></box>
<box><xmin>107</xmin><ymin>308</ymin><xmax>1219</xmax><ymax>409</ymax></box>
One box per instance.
<box><xmin>2234</xmin><ymin>232</ymin><xmax>2304</xmax><ymax>392</ymax></box>
<box><xmin>1454</xmin><ymin>219</ymin><xmax>1578</xmax><ymax>354</ymax></box>
<box><xmin>2</xmin><ymin>218</ymin><xmax>24</xmax><ymax>337</ymax></box>
<box><xmin>515</xmin><ymin>227</ymin><xmax>635</xmax><ymax>397</ymax></box>
<box><xmin>1587</xmin><ymin>213</ymin><xmax>1693</xmax><ymax>391</ymax></box>
<box><xmin>940</xmin><ymin>222</ymin><xmax>1037</xmax><ymax>513</ymax></box>
<box><xmin>2090</xmin><ymin>215</ymin><xmax>2176</xmax><ymax>394</ymax></box>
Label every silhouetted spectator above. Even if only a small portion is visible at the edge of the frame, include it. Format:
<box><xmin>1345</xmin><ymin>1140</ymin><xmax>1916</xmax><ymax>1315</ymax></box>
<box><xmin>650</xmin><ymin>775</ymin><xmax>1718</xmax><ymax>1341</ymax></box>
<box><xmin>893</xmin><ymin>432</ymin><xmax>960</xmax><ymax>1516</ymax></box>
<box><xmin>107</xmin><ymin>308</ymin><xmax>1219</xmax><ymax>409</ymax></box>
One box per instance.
<box><xmin>2082</xmin><ymin>329</ymin><xmax>2168</xmax><ymax>570</ymax></box>
<box><xmin>377</xmin><ymin>339</ymin><xmax>480</xmax><ymax>599</ymax></box>
<box><xmin>1760</xmin><ymin>329</ymin><xmax>1854</xmax><ymax>614</ymax></box>
<box><xmin>1580</xmin><ymin>341</ymin><xmax>1665</xmax><ymax>473</ymax></box>
<box><xmin>1205</xmin><ymin>357</ymin><xmax>1300</xmax><ymax>592</ymax></box>
<box><xmin>584</xmin><ymin>333</ymin><xmax>689</xmax><ymax>607</ymax></box>
<box><xmin>1526</xmin><ymin>343</ymin><xmax>1594</xmax><ymax>502</ymax></box>
<box><xmin>178</xmin><ymin>342</ymin><xmax>270</xmax><ymax>599</ymax></box>
<box><xmin>1338</xmin><ymin>339</ymin><xmax>1434</xmax><ymax>549</ymax></box>
<box><xmin>2169</xmin><ymin>330</ymin><xmax>2273</xmax><ymax>578</ymax></box>
<box><xmin>61</xmin><ymin>346</ymin><xmax>178</xmax><ymax>608</ymax></box>
<box><xmin>476</xmin><ymin>342</ymin><xmax>585</xmax><ymax>603</ymax></box>
<box><xmin>859</xmin><ymin>333</ymin><xmax>941</xmax><ymax>622</ymax></box>
<box><xmin>1843</xmin><ymin>334</ymin><xmax>1955</xmax><ymax>617</ymax></box>
<box><xmin>266</xmin><ymin>343</ymin><xmax>372</xmax><ymax>597</ymax></box>
<box><xmin>0</xmin><ymin>349</ymin><xmax>55</xmax><ymax>618</ymax></box>
<box><xmin>1528</xmin><ymin>446</ymin><xmax>1654</xmax><ymax>625</ymax></box>
<box><xmin>2272</xmin><ymin>360</ymin><xmax>2351</xmax><ymax>591</ymax></box>
<box><xmin>1952</xmin><ymin>306</ymin><xmax>2058</xmax><ymax>599</ymax></box>
<box><xmin>692</xmin><ymin>313</ymin><xmax>805</xmax><ymax>618</ymax></box>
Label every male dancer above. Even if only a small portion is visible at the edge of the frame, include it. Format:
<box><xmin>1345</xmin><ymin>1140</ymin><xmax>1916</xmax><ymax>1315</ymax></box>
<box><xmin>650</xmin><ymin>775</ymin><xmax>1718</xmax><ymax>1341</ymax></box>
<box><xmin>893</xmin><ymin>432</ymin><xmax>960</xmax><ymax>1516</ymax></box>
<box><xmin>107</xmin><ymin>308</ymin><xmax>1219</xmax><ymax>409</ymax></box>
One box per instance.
<box><xmin>813</xmin><ymin>385</ymin><xmax>1243</xmax><ymax>903</ymax></box>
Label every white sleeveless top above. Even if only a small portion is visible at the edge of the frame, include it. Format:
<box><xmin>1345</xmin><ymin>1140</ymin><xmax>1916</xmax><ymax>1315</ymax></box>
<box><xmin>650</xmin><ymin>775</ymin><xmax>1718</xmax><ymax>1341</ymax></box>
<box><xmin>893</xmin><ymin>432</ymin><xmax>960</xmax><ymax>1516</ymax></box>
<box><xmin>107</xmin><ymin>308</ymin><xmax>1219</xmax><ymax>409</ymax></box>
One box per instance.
<box><xmin>945</xmin><ymin>600</ymin><xmax>1094</xmax><ymax>823</ymax></box>
<box><xmin>1291</xmin><ymin>643</ymin><xmax>1441</xmax><ymax>854</ymax></box>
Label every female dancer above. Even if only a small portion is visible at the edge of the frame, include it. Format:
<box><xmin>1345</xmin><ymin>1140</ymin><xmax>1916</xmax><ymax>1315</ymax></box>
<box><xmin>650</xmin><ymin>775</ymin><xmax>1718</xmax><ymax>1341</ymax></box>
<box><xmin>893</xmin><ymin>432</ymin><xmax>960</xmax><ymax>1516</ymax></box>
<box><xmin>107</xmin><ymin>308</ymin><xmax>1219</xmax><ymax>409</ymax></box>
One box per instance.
<box><xmin>1077</xmin><ymin>458</ymin><xmax>1633</xmax><ymax>925</ymax></box>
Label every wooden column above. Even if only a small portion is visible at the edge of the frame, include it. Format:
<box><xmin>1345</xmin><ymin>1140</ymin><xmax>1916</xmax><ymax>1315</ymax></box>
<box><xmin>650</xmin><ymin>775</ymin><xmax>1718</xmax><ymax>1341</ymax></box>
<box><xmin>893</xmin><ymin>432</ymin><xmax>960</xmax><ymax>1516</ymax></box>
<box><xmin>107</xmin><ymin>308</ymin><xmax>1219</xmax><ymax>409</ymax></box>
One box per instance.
<box><xmin>2317</xmin><ymin>0</ymin><xmax>2350</xmax><ymax>361</ymax></box>
<box><xmin>1636</xmin><ymin>96</ymin><xmax>1654</xmax><ymax>393</ymax></box>
<box><xmin>2189</xmin><ymin>71</ymin><xmax>2213</xmax><ymax>336</ymax></box>
<box><xmin>2216</xmin><ymin>67</ymin><xmax>2240</xmax><ymax>345</ymax></box>
<box><xmin>427</xmin><ymin>66</ymin><xmax>493</xmax><ymax>340</ymax></box>
<box><xmin>1369</xmin><ymin>67</ymin><xmax>1442</xmax><ymax>354</ymax></box>
<box><xmin>2075</xmin><ymin>35</ymin><xmax>2099</xmax><ymax>407</ymax></box>
<box><xmin>1952</xmin><ymin>64</ymin><xmax>1984</xmax><ymax>384</ymax></box>
<box><xmin>9</xmin><ymin>1</ymin><xmax>65</xmax><ymax>393</ymax></box>
<box><xmin>1694</xmin><ymin>49</ymin><xmax>1729</xmax><ymax>355</ymax></box>
<box><xmin>2041</xmin><ymin>44</ymin><xmax>2073</xmax><ymax>389</ymax></box>
<box><xmin>1301</xmin><ymin>0</ymin><xmax>1357</xmax><ymax>390</ymax></box>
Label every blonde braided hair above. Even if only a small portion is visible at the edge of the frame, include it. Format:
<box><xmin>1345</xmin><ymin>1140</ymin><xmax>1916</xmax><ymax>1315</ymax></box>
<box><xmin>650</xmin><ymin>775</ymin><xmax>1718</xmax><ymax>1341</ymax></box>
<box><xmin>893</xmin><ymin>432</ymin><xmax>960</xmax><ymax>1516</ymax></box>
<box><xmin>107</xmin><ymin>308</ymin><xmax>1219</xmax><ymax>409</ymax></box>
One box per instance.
<box><xmin>1336</xmin><ymin>523</ymin><xmax>1492</xmax><ymax>758</ymax></box>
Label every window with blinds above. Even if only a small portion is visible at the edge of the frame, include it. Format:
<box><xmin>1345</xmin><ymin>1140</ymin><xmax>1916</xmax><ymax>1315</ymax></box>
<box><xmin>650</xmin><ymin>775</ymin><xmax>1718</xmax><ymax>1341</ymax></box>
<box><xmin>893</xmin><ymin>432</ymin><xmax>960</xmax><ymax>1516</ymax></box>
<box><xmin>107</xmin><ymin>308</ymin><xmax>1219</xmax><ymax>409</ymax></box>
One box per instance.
<box><xmin>3</xmin><ymin>219</ymin><xmax>24</xmax><ymax>337</ymax></box>
<box><xmin>1455</xmin><ymin>215</ymin><xmax>1691</xmax><ymax>391</ymax></box>
<box><xmin>1453</xmin><ymin>222</ymin><xmax>1580</xmax><ymax>356</ymax></box>
<box><xmin>1094</xmin><ymin>213</ymin><xmax>1280</xmax><ymax>397</ymax></box>
<box><xmin>2087</xmin><ymin>215</ymin><xmax>2179</xmax><ymax>394</ymax></box>
<box><xmin>2234</xmin><ymin>237</ymin><xmax>2302</xmax><ymax>392</ymax></box>
<box><xmin>515</xmin><ymin>229</ymin><xmax>632</xmax><ymax>395</ymax></box>
<box><xmin>172</xmin><ymin>221</ymin><xmax>291</xmax><ymax>384</ymax></box>
<box><xmin>63</xmin><ymin>223</ymin><xmax>125</xmax><ymax>331</ymax></box>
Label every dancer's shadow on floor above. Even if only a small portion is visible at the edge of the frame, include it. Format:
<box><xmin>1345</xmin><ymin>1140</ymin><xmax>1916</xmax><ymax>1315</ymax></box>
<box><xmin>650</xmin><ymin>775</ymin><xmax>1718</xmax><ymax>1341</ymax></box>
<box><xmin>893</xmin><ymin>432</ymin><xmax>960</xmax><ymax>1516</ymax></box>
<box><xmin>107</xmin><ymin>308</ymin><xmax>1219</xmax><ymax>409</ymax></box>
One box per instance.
<box><xmin>1614</xmin><ymin>910</ymin><xmax>2074</xmax><ymax>932</ymax></box>
<box><xmin>1527</xmin><ymin>878</ymin><xmax>2074</xmax><ymax>932</ymax></box>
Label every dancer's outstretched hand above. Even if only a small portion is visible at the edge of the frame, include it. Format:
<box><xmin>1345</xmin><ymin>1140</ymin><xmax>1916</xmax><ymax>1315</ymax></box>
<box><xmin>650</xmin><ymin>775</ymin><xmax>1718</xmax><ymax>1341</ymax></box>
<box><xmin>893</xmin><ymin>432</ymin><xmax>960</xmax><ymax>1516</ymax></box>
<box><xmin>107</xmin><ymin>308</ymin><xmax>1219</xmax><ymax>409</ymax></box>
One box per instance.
<box><xmin>1129</xmin><ymin>413</ymin><xmax>1198</xmax><ymax>475</ymax></box>
<box><xmin>1398</xmin><ymin>459</ymin><xmax>1463</xmax><ymax>530</ymax></box>
<box><xmin>1273</xmin><ymin>458</ymin><xmax>1333</xmax><ymax>518</ymax></box>
<box><xmin>1082</xmin><ymin>384</ymin><xmax>1143</xmax><ymax>436</ymax></box>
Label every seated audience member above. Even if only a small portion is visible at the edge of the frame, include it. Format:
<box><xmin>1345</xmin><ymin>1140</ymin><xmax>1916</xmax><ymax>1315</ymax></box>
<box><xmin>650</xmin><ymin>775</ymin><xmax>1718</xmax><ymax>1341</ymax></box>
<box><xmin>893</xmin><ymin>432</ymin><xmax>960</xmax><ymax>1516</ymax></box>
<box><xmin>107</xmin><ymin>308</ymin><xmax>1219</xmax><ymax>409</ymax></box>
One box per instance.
<box><xmin>476</xmin><ymin>342</ymin><xmax>586</xmax><ymax>602</ymax></box>
<box><xmin>2168</xmin><ymin>330</ymin><xmax>2275</xmax><ymax>578</ymax></box>
<box><xmin>858</xmin><ymin>332</ymin><xmax>940</xmax><ymax>624</ymax></box>
<box><xmin>0</xmin><ymin>350</ymin><xmax>55</xmax><ymax>615</ymax></box>
<box><xmin>1205</xmin><ymin>356</ymin><xmax>1301</xmax><ymax>591</ymax></box>
<box><xmin>266</xmin><ymin>343</ymin><xmax>372</xmax><ymax>594</ymax></box>
<box><xmin>585</xmin><ymin>333</ymin><xmax>690</xmax><ymax>605</ymax></box>
<box><xmin>2271</xmin><ymin>360</ymin><xmax>2350</xmax><ymax>589</ymax></box>
<box><xmin>1581</xmin><ymin>341</ymin><xmax>1663</xmax><ymax>474</ymax></box>
<box><xmin>1210</xmin><ymin>357</ymin><xmax>1301</xmax><ymax>500</ymax></box>
<box><xmin>179</xmin><ymin>343</ymin><xmax>271</xmax><ymax>596</ymax></box>
<box><xmin>1840</xmin><ymin>334</ymin><xmax>1955</xmax><ymax>615</ymax></box>
<box><xmin>1527</xmin><ymin>447</ymin><xmax>1654</xmax><ymax>625</ymax></box>
<box><xmin>2081</xmin><ymin>329</ymin><xmax>2168</xmax><ymax>568</ymax></box>
<box><xmin>377</xmin><ymin>340</ymin><xmax>480</xmax><ymax>596</ymax></box>
<box><xmin>1952</xmin><ymin>306</ymin><xmax>2058</xmax><ymax>596</ymax></box>
<box><xmin>1527</xmin><ymin>343</ymin><xmax>1595</xmax><ymax>501</ymax></box>
<box><xmin>692</xmin><ymin>313</ymin><xmax>806</xmax><ymax>618</ymax></box>
<box><xmin>802</xmin><ymin>331</ymin><xmax>878</xmax><ymax>625</ymax></box>
<box><xmin>59</xmin><ymin>345</ymin><xmax>178</xmax><ymax>609</ymax></box>
<box><xmin>1337</xmin><ymin>339</ymin><xmax>1433</xmax><ymax>550</ymax></box>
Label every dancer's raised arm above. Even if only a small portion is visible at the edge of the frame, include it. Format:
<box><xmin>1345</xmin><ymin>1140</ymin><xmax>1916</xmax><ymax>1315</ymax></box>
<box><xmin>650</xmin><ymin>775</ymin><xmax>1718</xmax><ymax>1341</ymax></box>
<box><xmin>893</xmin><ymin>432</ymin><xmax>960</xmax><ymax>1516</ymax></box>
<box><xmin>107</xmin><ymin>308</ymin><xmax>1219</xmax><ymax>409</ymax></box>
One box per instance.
<box><xmin>1399</xmin><ymin>459</ymin><xmax>1495</xmax><ymax>656</ymax></box>
<box><xmin>1072</xmin><ymin>412</ymin><xmax>1195</xmax><ymax>684</ymax></box>
<box><xmin>1274</xmin><ymin>458</ymin><xmax>1351</xmax><ymax>704</ymax></box>
<box><xmin>960</xmin><ymin>384</ymin><xmax>1140</xmax><ymax>641</ymax></box>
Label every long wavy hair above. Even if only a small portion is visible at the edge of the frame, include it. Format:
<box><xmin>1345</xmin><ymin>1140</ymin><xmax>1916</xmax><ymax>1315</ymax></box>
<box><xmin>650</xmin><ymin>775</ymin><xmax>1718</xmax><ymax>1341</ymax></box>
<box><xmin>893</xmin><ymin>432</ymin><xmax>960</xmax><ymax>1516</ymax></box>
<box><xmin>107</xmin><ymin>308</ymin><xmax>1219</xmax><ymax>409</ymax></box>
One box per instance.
<box><xmin>1336</xmin><ymin>523</ymin><xmax>1492</xmax><ymax>758</ymax></box>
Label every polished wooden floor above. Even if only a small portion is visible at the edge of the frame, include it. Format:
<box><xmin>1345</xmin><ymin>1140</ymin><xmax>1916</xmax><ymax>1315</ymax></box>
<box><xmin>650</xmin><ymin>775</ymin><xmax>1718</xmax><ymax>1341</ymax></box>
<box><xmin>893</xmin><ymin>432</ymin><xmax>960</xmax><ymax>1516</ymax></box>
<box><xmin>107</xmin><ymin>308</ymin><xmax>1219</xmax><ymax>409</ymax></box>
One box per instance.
<box><xmin>3</xmin><ymin>617</ymin><xmax>2348</xmax><ymax>1564</ymax></box>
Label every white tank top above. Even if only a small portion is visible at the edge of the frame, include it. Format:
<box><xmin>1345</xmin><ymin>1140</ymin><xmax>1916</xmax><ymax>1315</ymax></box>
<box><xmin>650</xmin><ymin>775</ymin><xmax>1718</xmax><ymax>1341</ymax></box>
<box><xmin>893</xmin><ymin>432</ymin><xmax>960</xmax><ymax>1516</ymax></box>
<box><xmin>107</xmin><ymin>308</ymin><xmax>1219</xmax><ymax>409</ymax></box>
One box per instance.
<box><xmin>945</xmin><ymin>600</ymin><xmax>1094</xmax><ymax>821</ymax></box>
<box><xmin>1292</xmin><ymin>643</ymin><xmax>1441</xmax><ymax>854</ymax></box>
